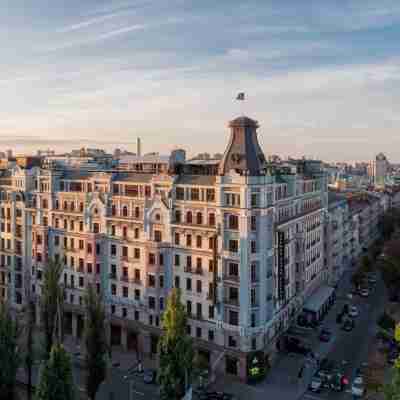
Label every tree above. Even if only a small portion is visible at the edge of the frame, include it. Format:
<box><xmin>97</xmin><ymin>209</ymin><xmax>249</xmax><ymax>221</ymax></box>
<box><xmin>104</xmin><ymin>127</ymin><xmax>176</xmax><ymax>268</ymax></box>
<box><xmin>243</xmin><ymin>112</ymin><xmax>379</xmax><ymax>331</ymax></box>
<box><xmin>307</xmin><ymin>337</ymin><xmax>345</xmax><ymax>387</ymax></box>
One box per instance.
<box><xmin>35</xmin><ymin>344</ymin><xmax>75</xmax><ymax>400</ymax></box>
<box><xmin>0</xmin><ymin>302</ymin><xmax>21</xmax><ymax>400</ymax></box>
<box><xmin>84</xmin><ymin>285</ymin><xmax>108</xmax><ymax>400</ymax></box>
<box><xmin>25</xmin><ymin>300</ymin><xmax>36</xmax><ymax>400</ymax></box>
<box><xmin>360</xmin><ymin>255</ymin><xmax>373</xmax><ymax>273</ymax></box>
<box><xmin>41</xmin><ymin>259</ymin><xmax>64</xmax><ymax>358</ymax></box>
<box><xmin>379</xmin><ymin>241</ymin><xmax>400</xmax><ymax>299</ymax></box>
<box><xmin>157</xmin><ymin>289</ymin><xmax>194</xmax><ymax>399</ymax></box>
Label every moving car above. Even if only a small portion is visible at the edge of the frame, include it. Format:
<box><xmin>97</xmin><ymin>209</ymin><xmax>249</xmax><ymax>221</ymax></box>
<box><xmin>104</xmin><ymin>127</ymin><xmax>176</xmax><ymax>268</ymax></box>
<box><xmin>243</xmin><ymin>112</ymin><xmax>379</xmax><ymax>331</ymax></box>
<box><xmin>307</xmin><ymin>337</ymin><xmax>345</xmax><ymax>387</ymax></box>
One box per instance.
<box><xmin>351</xmin><ymin>376</ymin><xmax>365</xmax><ymax>397</ymax></box>
<box><xmin>143</xmin><ymin>369</ymin><xmax>156</xmax><ymax>384</ymax></box>
<box><xmin>360</xmin><ymin>288</ymin><xmax>369</xmax><ymax>297</ymax></box>
<box><xmin>309</xmin><ymin>375</ymin><xmax>323</xmax><ymax>392</ymax></box>
<box><xmin>349</xmin><ymin>306</ymin><xmax>359</xmax><ymax>318</ymax></box>
<box><xmin>319</xmin><ymin>328</ymin><xmax>332</xmax><ymax>342</ymax></box>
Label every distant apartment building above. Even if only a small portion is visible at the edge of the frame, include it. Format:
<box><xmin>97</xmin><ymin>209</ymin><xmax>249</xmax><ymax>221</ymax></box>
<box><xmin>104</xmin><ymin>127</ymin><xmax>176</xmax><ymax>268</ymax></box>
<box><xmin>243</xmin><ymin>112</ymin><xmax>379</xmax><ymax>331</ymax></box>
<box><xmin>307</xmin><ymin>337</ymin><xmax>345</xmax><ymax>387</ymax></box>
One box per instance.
<box><xmin>369</xmin><ymin>153</ymin><xmax>389</xmax><ymax>188</ymax></box>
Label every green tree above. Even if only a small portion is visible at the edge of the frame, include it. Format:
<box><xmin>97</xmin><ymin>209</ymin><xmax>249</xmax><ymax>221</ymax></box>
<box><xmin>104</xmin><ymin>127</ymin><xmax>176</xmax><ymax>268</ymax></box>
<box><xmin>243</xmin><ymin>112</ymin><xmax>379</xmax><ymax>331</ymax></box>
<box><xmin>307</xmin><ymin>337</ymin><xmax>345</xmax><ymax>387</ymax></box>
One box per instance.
<box><xmin>41</xmin><ymin>259</ymin><xmax>64</xmax><ymax>358</ymax></box>
<box><xmin>84</xmin><ymin>285</ymin><xmax>108</xmax><ymax>400</ymax></box>
<box><xmin>25</xmin><ymin>300</ymin><xmax>36</xmax><ymax>400</ymax></box>
<box><xmin>157</xmin><ymin>289</ymin><xmax>194</xmax><ymax>399</ymax></box>
<box><xmin>35</xmin><ymin>344</ymin><xmax>74</xmax><ymax>400</ymax></box>
<box><xmin>0</xmin><ymin>302</ymin><xmax>21</xmax><ymax>400</ymax></box>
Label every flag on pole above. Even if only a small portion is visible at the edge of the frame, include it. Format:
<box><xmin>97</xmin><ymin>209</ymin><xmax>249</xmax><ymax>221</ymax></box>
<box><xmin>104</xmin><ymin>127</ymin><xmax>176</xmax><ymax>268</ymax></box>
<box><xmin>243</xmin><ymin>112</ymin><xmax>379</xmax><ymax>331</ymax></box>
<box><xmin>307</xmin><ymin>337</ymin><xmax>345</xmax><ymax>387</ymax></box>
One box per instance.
<box><xmin>236</xmin><ymin>92</ymin><xmax>245</xmax><ymax>101</ymax></box>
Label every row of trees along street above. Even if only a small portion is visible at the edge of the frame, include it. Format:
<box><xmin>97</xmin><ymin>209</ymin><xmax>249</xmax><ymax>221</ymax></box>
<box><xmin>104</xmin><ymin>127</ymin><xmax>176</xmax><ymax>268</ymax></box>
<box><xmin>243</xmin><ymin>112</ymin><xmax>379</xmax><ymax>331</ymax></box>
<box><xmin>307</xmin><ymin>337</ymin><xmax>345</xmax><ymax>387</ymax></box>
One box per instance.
<box><xmin>0</xmin><ymin>258</ymin><xmax>197</xmax><ymax>400</ymax></box>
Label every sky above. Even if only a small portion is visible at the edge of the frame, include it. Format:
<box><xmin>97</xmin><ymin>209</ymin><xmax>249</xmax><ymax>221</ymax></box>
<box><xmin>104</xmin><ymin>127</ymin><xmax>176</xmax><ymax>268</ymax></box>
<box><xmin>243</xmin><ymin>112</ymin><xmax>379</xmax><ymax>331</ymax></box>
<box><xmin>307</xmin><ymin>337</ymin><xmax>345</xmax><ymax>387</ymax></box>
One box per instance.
<box><xmin>1</xmin><ymin>0</ymin><xmax>400</xmax><ymax>162</ymax></box>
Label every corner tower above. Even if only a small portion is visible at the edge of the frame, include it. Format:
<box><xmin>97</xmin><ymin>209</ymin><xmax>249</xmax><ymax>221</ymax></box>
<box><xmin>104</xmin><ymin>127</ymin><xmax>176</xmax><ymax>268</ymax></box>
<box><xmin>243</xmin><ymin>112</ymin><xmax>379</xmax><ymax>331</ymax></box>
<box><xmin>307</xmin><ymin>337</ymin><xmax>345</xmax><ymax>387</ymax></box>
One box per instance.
<box><xmin>218</xmin><ymin>116</ymin><xmax>266</xmax><ymax>176</ymax></box>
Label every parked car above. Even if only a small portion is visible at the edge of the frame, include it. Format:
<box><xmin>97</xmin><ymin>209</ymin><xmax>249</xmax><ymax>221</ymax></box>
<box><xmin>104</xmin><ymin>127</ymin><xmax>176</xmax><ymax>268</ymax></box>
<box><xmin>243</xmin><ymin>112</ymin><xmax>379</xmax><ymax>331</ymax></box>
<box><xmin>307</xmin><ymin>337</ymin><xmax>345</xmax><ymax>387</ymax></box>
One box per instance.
<box><xmin>351</xmin><ymin>376</ymin><xmax>365</xmax><ymax>397</ymax></box>
<box><xmin>319</xmin><ymin>328</ymin><xmax>332</xmax><ymax>342</ymax></box>
<box><xmin>349</xmin><ymin>306</ymin><xmax>359</xmax><ymax>318</ymax></box>
<box><xmin>309</xmin><ymin>375</ymin><xmax>323</xmax><ymax>392</ymax></box>
<box><xmin>342</xmin><ymin>318</ymin><xmax>355</xmax><ymax>332</ymax></box>
<box><xmin>360</xmin><ymin>288</ymin><xmax>369</xmax><ymax>297</ymax></box>
<box><xmin>143</xmin><ymin>369</ymin><xmax>156</xmax><ymax>384</ymax></box>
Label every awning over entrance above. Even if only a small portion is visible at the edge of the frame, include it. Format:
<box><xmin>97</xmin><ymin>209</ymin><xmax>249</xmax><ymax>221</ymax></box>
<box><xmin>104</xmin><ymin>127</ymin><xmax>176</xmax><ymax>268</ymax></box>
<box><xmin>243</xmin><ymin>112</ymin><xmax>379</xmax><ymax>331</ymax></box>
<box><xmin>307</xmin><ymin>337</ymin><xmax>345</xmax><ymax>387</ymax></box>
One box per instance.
<box><xmin>303</xmin><ymin>285</ymin><xmax>334</xmax><ymax>313</ymax></box>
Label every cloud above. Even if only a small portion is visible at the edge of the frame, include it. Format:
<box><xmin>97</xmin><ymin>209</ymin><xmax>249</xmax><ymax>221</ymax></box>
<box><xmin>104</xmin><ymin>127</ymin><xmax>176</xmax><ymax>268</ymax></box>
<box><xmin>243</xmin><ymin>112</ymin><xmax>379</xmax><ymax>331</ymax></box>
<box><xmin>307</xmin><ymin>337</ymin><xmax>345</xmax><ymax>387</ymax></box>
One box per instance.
<box><xmin>57</xmin><ymin>12</ymin><xmax>125</xmax><ymax>33</ymax></box>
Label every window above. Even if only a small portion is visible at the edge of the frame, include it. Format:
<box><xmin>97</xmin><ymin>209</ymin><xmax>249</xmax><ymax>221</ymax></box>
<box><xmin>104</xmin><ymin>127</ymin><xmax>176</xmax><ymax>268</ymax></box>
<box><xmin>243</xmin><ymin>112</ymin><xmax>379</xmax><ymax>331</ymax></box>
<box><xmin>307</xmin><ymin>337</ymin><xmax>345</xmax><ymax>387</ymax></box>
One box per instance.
<box><xmin>251</xmin><ymin>193</ymin><xmax>259</xmax><ymax>207</ymax></box>
<box><xmin>251</xmin><ymin>263</ymin><xmax>257</xmax><ymax>282</ymax></box>
<box><xmin>134</xmin><ymin>248</ymin><xmax>140</xmax><ymax>259</ymax></box>
<box><xmin>229</xmin><ymin>262</ymin><xmax>238</xmax><ymax>277</ymax></box>
<box><xmin>96</xmin><ymin>243</ymin><xmax>101</xmax><ymax>255</ymax></box>
<box><xmin>134</xmin><ymin>269</ymin><xmax>140</xmax><ymax>282</ymax></box>
<box><xmin>111</xmin><ymin>225</ymin><xmax>116</xmax><ymax>236</ymax></box>
<box><xmin>186</xmin><ymin>256</ymin><xmax>192</xmax><ymax>269</ymax></box>
<box><xmin>55</xmin><ymin>218</ymin><xmax>59</xmax><ymax>228</ymax></box>
<box><xmin>229</xmin><ymin>310</ymin><xmax>238</xmax><ymax>326</ymax></box>
<box><xmin>134</xmin><ymin>228</ymin><xmax>139</xmax><ymax>239</ymax></box>
<box><xmin>93</xmin><ymin>223</ymin><xmax>99</xmax><ymax>233</ymax></box>
<box><xmin>110</xmin><ymin>244</ymin><xmax>117</xmax><ymax>256</ymax></box>
<box><xmin>148</xmin><ymin>253</ymin><xmax>155</xmax><ymax>265</ymax></box>
<box><xmin>228</xmin><ymin>214</ymin><xmax>239</xmax><ymax>230</ymax></box>
<box><xmin>186</xmin><ymin>211</ymin><xmax>192</xmax><ymax>224</ymax></box>
<box><xmin>159</xmin><ymin>275</ymin><xmax>164</xmax><ymax>288</ymax></box>
<box><xmin>251</xmin><ymin>215</ymin><xmax>257</xmax><ymax>231</ymax></box>
<box><xmin>174</xmin><ymin>254</ymin><xmax>180</xmax><ymax>266</ymax></box>
<box><xmin>79</xmin><ymin>202</ymin><xmax>84</xmax><ymax>212</ymax></box>
<box><xmin>186</xmin><ymin>300</ymin><xmax>192</xmax><ymax>315</ymax></box>
<box><xmin>79</xmin><ymin>221</ymin><xmax>84</xmax><ymax>232</ymax></box>
<box><xmin>251</xmin><ymin>240</ymin><xmax>257</xmax><ymax>254</ymax></box>
<box><xmin>208</xmin><ymin>330</ymin><xmax>214</xmax><ymax>341</ymax></box>
<box><xmin>134</xmin><ymin>207</ymin><xmax>140</xmax><ymax>218</ymax></box>
<box><xmin>196</xmin><ymin>280</ymin><xmax>202</xmax><ymax>293</ymax></box>
<box><xmin>175</xmin><ymin>210</ymin><xmax>181</xmax><ymax>223</ymax></box>
<box><xmin>148</xmin><ymin>275</ymin><xmax>156</xmax><ymax>287</ymax></box>
<box><xmin>186</xmin><ymin>325</ymin><xmax>191</xmax><ymax>335</ymax></box>
<box><xmin>196</xmin><ymin>257</ymin><xmax>202</xmax><ymax>272</ymax></box>
<box><xmin>79</xmin><ymin>276</ymin><xmax>84</xmax><ymax>288</ymax></box>
<box><xmin>54</xmin><ymin>236</ymin><xmax>60</xmax><ymax>246</ymax></box>
<box><xmin>64</xmin><ymin>219</ymin><xmax>68</xmax><ymax>230</ymax></box>
<box><xmin>122</xmin><ymin>246</ymin><xmax>128</xmax><ymax>258</ymax></box>
<box><xmin>159</xmin><ymin>297</ymin><xmax>164</xmax><ymax>310</ymax></box>
<box><xmin>228</xmin><ymin>240</ymin><xmax>238</xmax><ymax>253</ymax></box>
<box><xmin>228</xmin><ymin>336</ymin><xmax>237</xmax><ymax>347</ymax></box>
<box><xmin>196</xmin><ymin>235</ymin><xmax>202</xmax><ymax>248</ymax></box>
<box><xmin>123</xmin><ymin>286</ymin><xmax>128</xmax><ymax>298</ymax></box>
<box><xmin>251</xmin><ymin>313</ymin><xmax>256</xmax><ymax>328</ymax></box>
<box><xmin>122</xmin><ymin>206</ymin><xmax>128</xmax><ymax>217</ymax></box>
<box><xmin>175</xmin><ymin>276</ymin><xmax>180</xmax><ymax>288</ymax></box>
<box><xmin>251</xmin><ymin>288</ymin><xmax>256</xmax><ymax>306</ymax></box>
<box><xmin>123</xmin><ymin>226</ymin><xmax>128</xmax><ymax>238</ymax></box>
<box><xmin>111</xmin><ymin>205</ymin><xmax>116</xmax><ymax>216</ymax></box>
<box><xmin>154</xmin><ymin>230</ymin><xmax>162</xmax><ymax>242</ymax></box>
<box><xmin>87</xmin><ymin>263</ymin><xmax>92</xmax><ymax>273</ymax></box>
<box><xmin>209</xmin><ymin>237</ymin><xmax>215</xmax><ymax>250</ymax></box>
<box><xmin>186</xmin><ymin>234</ymin><xmax>192</xmax><ymax>247</ymax></box>
<box><xmin>208</xmin><ymin>213</ymin><xmax>216</xmax><ymax>226</ymax></box>
<box><xmin>148</xmin><ymin>296</ymin><xmax>155</xmax><ymax>309</ymax></box>
<box><xmin>176</xmin><ymin>187</ymin><xmax>184</xmax><ymax>200</ymax></box>
<box><xmin>186</xmin><ymin>278</ymin><xmax>192</xmax><ymax>291</ymax></box>
<box><xmin>209</xmin><ymin>305</ymin><xmax>214</xmax><ymax>319</ymax></box>
<box><xmin>122</xmin><ymin>308</ymin><xmax>127</xmax><ymax>318</ymax></box>
<box><xmin>96</xmin><ymin>263</ymin><xmax>100</xmax><ymax>274</ymax></box>
<box><xmin>134</xmin><ymin>310</ymin><xmax>140</xmax><ymax>321</ymax></box>
<box><xmin>208</xmin><ymin>260</ymin><xmax>214</xmax><ymax>272</ymax></box>
<box><xmin>87</xmin><ymin>243</ymin><xmax>92</xmax><ymax>254</ymax></box>
<box><xmin>111</xmin><ymin>284</ymin><xmax>116</xmax><ymax>295</ymax></box>
<box><xmin>134</xmin><ymin>289</ymin><xmax>140</xmax><ymax>300</ymax></box>
<box><xmin>196</xmin><ymin>212</ymin><xmax>203</xmax><ymax>225</ymax></box>
<box><xmin>191</xmin><ymin>188</ymin><xmax>200</xmax><ymax>201</ymax></box>
<box><xmin>196</xmin><ymin>327</ymin><xmax>202</xmax><ymax>338</ymax></box>
<box><xmin>174</xmin><ymin>233</ymin><xmax>180</xmax><ymax>245</ymax></box>
<box><xmin>79</xmin><ymin>240</ymin><xmax>84</xmax><ymax>250</ymax></box>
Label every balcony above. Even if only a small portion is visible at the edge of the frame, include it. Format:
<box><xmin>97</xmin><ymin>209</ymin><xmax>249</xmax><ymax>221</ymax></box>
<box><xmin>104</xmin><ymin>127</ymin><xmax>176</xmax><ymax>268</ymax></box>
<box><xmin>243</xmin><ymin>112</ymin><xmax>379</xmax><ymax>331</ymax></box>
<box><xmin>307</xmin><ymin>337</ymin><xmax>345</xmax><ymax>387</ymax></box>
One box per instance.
<box><xmin>223</xmin><ymin>274</ymin><xmax>239</xmax><ymax>282</ymax></box>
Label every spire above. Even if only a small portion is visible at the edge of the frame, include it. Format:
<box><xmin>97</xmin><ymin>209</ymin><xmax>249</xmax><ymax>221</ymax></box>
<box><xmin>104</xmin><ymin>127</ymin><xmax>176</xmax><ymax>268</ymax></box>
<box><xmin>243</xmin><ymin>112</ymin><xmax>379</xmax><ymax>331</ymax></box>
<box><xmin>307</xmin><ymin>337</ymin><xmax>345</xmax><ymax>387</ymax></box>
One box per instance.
<box><xmin>218</xmin><ymin>116</ymin><xmax>266</xmax><ymax>176</ymax></box>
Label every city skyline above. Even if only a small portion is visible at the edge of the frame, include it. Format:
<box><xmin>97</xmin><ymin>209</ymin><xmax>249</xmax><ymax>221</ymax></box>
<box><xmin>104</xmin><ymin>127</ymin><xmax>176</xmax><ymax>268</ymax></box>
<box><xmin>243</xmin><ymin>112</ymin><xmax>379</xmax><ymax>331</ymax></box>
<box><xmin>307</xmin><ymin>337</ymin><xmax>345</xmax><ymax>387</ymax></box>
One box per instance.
<box><xmin>1</xmin><ymin>0</ymin><xmax>400</xmax><ymax>161</ymax></box>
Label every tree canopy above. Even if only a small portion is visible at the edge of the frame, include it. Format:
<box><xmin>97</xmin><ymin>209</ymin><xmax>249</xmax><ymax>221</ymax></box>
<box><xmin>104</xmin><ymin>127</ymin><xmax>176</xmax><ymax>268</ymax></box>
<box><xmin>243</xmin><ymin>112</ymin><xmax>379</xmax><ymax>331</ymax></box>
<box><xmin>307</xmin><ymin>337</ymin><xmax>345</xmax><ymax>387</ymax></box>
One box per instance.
<box><xmin>157</xmin><ymin>289</ymin><xmax>194</xmax><ymax>400</ymax></box>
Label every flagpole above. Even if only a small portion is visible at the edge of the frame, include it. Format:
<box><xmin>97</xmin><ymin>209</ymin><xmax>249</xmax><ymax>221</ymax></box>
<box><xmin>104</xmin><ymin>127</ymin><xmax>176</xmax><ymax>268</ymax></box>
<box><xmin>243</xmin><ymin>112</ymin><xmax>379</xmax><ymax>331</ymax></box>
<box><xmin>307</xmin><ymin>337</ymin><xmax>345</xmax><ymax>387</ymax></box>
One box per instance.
<box><xmin>235</xmin><ymin>92</ymin><xmax>245</xmax><ymax>117</ymax></box>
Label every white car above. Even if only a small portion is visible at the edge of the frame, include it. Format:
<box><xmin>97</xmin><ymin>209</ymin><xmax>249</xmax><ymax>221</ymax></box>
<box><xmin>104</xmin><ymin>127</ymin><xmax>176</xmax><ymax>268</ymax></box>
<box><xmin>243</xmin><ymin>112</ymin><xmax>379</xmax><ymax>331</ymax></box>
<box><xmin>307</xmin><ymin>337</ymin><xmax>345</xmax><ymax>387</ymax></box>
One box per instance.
<box><xmin>351</xmin><ymin>376</ymin><xmax>365</xmax><ymax>397</ymax></box>
<box><xmin>349</xmin><ymin>306</ymin><xmax>359</xmax><ymax>317</ymax></box>
<box><xmin>360</xmin><ymin>288</ymin><xmax>369</xmax><ymax>297</ymax></box>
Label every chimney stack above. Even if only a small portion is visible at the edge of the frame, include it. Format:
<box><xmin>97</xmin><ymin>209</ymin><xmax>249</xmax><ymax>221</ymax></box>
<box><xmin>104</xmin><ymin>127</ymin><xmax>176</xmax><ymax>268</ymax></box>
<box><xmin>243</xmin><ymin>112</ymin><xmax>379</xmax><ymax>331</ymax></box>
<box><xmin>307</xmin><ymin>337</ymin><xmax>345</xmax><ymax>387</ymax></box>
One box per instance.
<box><xmin>137</xmin><ymin>138</ymin><xmax>142</xmax><ymax>157</ymax></box>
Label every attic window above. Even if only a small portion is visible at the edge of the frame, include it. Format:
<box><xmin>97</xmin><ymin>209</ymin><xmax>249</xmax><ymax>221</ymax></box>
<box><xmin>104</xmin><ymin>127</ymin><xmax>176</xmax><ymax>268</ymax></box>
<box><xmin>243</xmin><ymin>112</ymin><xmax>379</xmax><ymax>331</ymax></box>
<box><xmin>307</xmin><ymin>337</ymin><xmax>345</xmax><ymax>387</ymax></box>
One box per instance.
<box><xmin>94</xmin><ymin>208</ymin><xmax>98</xmax><ymax>215</ymax></box>
<box><xmin>155</xmin><ymin>213</ymin><xmax>161</xmax><ymax>221</ymax></box>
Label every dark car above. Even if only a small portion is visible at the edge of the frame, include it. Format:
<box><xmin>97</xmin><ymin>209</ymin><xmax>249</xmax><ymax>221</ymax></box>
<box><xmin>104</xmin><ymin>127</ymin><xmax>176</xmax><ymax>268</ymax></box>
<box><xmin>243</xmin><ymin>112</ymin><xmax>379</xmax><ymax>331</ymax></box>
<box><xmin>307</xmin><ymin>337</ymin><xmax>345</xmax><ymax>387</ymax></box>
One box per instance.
<box><xmin>143</xmin><ymin>369</ymin><xmax>156</xmax><ymax>384</ymax></box>
<box><xmin>286</xmin><ymin>337</ymin><xmax>311</xmax><ymax>355</ymax></box>
<box><xmin>319</xmin><ymin>328</ymin><xmax>332</xmax><ymax>342</ymax></box>
<box><xmin>342</xmin><ymin>319</ymin><xmax>354</xmax><ymax>332</ymax></box>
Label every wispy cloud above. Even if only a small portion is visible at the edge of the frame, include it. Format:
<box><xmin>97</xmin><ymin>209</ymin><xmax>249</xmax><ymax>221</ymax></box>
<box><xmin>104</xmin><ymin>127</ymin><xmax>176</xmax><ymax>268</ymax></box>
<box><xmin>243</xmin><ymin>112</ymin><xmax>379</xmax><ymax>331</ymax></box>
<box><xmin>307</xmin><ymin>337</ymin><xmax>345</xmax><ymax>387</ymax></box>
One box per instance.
<box><xmin>57</xmin><ymin>12</ymin><xmax>126</xmax><ymax>33</ymax></box>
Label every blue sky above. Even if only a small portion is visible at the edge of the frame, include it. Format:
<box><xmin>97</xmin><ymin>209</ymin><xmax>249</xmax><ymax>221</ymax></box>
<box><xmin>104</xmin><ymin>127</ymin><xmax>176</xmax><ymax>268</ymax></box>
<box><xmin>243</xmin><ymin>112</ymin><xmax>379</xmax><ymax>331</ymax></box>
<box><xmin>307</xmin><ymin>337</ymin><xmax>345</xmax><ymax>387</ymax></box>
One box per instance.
<box><xmin>1</xmin><ymin>0</ymin><xmax>400</xmax><ymax>161</ymax></box>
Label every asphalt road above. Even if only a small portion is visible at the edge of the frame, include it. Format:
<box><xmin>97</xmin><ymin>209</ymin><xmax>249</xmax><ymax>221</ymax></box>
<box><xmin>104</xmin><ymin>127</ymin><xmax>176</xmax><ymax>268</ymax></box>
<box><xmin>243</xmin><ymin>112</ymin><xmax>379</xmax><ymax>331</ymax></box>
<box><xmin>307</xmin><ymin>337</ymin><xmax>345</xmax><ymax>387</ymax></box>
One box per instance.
<box><xmin>302</xmin><ymin>272</ymin><xmax>386</xmax><ymax>400</ymax></box>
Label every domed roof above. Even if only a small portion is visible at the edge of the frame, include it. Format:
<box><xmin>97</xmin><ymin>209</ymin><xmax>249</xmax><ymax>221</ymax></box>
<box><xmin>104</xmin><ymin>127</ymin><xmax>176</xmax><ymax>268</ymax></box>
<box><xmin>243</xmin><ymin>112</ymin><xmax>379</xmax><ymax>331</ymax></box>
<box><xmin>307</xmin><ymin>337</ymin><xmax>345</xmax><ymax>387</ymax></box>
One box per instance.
<box><xmin>229</xmin><ymin>116</ymin><xmax>259</xmax><ymax>128</ymax></box>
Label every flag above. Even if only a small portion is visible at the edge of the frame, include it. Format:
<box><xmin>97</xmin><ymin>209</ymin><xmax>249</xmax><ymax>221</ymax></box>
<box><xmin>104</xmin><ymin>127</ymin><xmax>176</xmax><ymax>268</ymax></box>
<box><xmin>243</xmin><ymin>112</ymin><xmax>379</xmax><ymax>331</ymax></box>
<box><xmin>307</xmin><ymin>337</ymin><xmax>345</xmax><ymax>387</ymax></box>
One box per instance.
<box><xmin>236</xmin><ymin>92</ymin><xmax>245</xmax><ymax>101</ymax></box>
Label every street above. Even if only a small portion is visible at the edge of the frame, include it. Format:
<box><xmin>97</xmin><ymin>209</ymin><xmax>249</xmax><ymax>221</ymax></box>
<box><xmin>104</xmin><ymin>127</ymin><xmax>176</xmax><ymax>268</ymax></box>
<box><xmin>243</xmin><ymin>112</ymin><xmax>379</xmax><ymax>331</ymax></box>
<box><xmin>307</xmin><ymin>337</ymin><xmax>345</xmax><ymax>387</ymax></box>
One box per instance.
<box><xmin>301</xmin><ymin>271</ymin><xmax>386</xmax><ymax>400</ymax></box>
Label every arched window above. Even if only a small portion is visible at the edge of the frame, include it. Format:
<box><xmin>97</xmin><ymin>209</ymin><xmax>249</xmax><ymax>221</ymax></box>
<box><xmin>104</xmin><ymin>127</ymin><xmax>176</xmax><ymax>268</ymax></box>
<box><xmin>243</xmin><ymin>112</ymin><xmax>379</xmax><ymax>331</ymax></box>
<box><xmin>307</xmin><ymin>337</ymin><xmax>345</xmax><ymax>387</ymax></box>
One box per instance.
<box><xmin>155</xmin><ymin>213</ymin><xmax>161</xmax><ymax>222</ymax></box>
<box><xmin>186</xmin><ymin>211</ymin><xmax>192</xmax><ymax>224</ymax></box>
<box><xmin>123</xmin><ymin>206</ymin><xmax>128</xmax><ymax>217</ymax></box>
<box><xmin>196</xmin><ymin>212</ymin><xmax>203</xmax><ymax>225</ymax></box>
